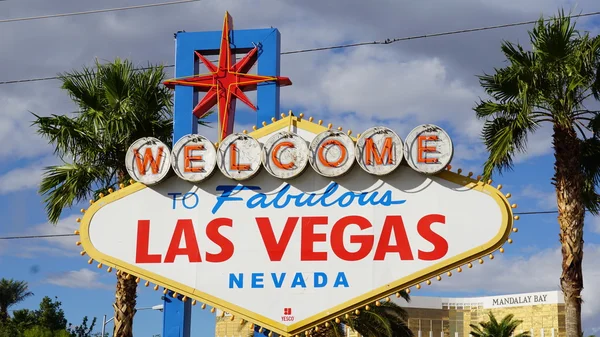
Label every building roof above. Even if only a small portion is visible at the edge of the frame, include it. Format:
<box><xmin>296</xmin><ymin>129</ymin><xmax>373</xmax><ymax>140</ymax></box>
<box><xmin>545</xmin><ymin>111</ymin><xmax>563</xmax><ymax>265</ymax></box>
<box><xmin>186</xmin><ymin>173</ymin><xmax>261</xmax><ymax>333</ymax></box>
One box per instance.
<box><xmin>395</xmin><ymin>290</ymin><xmax>564</xmax><ymax>310</ymax></box>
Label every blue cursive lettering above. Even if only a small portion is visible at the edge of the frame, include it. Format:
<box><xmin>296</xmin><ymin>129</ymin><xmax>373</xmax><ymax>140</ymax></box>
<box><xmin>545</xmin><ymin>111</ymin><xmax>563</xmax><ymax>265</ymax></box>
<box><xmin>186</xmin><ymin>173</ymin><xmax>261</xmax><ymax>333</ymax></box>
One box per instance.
<box><xmin>212</xmin><ymin>182</ymin><xmax>405</xmax><ymax>214</ymax></box>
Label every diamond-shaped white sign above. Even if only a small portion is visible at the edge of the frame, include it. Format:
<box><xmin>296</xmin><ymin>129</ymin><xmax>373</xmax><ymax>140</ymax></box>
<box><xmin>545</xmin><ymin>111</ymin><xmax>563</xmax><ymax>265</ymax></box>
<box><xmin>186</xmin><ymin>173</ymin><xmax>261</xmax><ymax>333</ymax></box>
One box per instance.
<box><xmin>78</xmin><ymin>116</ymin><xmax>513</xmax><ymax>337</ymax></box>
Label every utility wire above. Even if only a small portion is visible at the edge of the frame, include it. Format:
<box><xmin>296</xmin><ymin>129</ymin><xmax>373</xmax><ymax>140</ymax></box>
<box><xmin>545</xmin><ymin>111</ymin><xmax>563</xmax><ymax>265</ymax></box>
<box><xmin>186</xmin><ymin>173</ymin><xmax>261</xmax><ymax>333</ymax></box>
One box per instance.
<box><xmin>1</xmin><ymin>10</ymin><xmax>599</xmax><ymax>86</ymax></box>
<box><xmin>0</xmin><ymin>0</ymin><xmax>201</xmax><ymax>24</ymax></box>
<box><xmin>0</xmin><ymin>234</ymin><xmax>78</xmax><ymax>240</ymax></box>
<box><xmin>0</xmin><ymin>210</ymin><xmax>576</xmax><ymax>240</ymax></box>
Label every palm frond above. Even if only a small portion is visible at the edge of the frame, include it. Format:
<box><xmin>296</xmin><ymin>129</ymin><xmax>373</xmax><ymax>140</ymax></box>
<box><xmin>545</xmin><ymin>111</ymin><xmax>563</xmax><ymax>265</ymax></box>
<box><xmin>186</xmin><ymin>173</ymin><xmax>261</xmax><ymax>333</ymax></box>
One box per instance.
<box><xmin>478</xmin><ymin>103</ymin><xmax>539</xmax><ymax>179</ymax></box>
<box><xmin>470</xmin><ymin>312</ymin><xmax>529</xmax><ymax>337</ymax></box>
<box><xmin>198</xmin><ymin>109</ymin><xmax>215</xmax><ymax>128</ymax></box>
<box><xmin>0</xmin><ymin>279</ymin><xmax>34</xmax><ymax>315</ymax></box>
<box><xmin>31</xmin><ymin>113</ymin><xmax>95</xmax><ymax>160</ymax></box>
<box><xmin>530</xmin><ymin>9</ymin><xmax>578</xmax><ymax>64</ymax></box>
<box><xmin>38</xmin><ymin>163</ymin><xmax>108</xmax><ymax>223</ymax></box>
<box><xmin>580</xmin><ymin>136</ymin><xmax>600</xmax><ymax>214</ymax></box>
<box><xmin>477</xmin><ymin>68</ymin><xmax>521</xmax><ymax>103</ymax></box>
<box><xmin>58</xmin><ymin>65</ymin><xmax>103</xmax><ymax>113</ymax></box>
<box><xmin>501</xmin><ymin>41</ymin><xmax>536</xmax><ymax>70</ymax></box>
<box><xmin>589</xmin><ymin>35</ymin><xmax>600</xmax><ymax>101</ymax></box>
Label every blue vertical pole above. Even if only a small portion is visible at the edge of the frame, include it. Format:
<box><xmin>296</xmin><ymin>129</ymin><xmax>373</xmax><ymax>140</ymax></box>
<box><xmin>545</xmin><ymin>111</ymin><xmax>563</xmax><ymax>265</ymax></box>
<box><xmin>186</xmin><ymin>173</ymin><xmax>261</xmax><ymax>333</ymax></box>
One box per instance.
<box><xmin>256</xmin><ymin>29</ymin><xmax>282</xmax><ymax>126</ymax></box>
<box><xmin>173</xmin><ymin>32</ymin><xmax>199</xmax><ymax>142</ymax></box>
<box><xmin>163</xmin><ymin>293</ymin><xmax>191</xmax><ymax>337</ymax></box>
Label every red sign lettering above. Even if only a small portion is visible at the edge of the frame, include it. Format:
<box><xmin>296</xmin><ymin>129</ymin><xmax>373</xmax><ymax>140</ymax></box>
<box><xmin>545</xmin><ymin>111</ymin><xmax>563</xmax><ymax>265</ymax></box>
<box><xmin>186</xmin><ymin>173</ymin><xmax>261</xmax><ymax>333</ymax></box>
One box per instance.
<box><xmin>257</xmin><ymin>217</ymin><xmax>298</xmax><ymax>262</ymax></box>
<box><xmin>330</xmin><ymin>216</ymin><xmax>373</xmax><ymax>261</ymax></box>
<box><xmin>135</xmin><ymin>218</ymin><xmax>234</xmax><ymax>264</ymax></box>
<box><xmin>136</xmin><ymin>220</ymin><xmax>161</xmax><ymax>263</ymax></box>
<box><xmin>134</xmin><ymin>214</ymin><xmax>448</xmax><ymax>264</ymax></box>
<box><xmin>417</xmin><ymin>214</ymin><xmax>448</xmax><ymax>260</ymax></box>
<box><xmin>133</xmin><ymin>147</ymin><xmax>164</xmax><ymax>175</ymax></box>
<box><xmin>164</xmin><ymin>219</ymin><xmax>202</xmax><ymax>263</ymax></box>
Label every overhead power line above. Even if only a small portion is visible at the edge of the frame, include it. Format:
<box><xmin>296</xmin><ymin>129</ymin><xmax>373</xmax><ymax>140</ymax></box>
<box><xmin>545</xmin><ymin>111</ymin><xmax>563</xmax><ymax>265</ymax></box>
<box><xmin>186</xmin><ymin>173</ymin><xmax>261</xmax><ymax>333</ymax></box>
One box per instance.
<box><xmin>0</xmin><ymin>210</ymin><xmax>571</xmax><ymax>240</ymax></box>
<box><xmin>1</xmin><ymin>10</ymin><xmax>599</xmax><ymax>86</ymax></box>
<box><xmin>0</xmin><ymin>0</ymin><xmax>201</xmax><ymax>24</ymax></box>
<box><xmin>0</xmin><ymin>234</ymin><xmax>77</xmax><ymax>240</ymax></box>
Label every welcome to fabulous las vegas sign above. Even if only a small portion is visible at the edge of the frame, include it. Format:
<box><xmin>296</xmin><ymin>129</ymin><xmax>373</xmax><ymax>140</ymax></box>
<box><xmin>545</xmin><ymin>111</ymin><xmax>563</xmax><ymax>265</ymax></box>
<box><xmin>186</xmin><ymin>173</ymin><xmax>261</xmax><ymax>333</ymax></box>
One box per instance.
<box><xmin>74</xmin><ymin>12</ymin><xmax>517</xmax><ymax>337</ymax></box>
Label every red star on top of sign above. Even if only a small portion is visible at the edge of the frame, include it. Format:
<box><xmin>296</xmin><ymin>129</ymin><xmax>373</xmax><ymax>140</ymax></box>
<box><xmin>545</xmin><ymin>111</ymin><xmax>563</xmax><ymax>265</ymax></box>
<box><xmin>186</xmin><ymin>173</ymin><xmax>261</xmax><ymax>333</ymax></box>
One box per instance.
<box><xmin>163</xmin><ymin>12</ymin><xmax>292</xmax><ymax>141</ymax></box>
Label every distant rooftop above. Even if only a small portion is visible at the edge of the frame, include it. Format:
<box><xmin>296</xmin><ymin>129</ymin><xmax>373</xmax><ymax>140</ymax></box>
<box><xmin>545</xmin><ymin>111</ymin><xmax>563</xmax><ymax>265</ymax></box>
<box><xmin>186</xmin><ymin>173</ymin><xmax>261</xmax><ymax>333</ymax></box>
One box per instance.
<box><xmin>394</xmin><ymin>290</ymin><xmax>564</xmax><ymax>310</ymax></box>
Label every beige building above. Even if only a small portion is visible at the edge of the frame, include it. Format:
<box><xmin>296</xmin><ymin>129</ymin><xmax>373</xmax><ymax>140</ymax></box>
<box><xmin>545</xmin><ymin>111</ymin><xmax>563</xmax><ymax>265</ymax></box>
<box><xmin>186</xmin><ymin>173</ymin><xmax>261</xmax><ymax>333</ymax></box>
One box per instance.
<box><xmin>215</xmin><ymin>291</ymin><xmax>565</xmax><ymax>337</ymax></box>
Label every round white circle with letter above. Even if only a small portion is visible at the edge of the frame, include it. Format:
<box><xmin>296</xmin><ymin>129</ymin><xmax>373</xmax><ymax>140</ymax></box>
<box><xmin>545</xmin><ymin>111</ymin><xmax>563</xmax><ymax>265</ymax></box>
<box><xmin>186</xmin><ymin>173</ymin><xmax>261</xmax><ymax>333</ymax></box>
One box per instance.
<box><xmin>261</xmin><ymin>131</ymin><xmax>309</xmax><ymax>180</ymax></box>
<box><xmin>217</xmin><ymin>133</ymin><xmax>262</xmax><ymax>181</ymax></box>
<box><xmin>309</xmin><ymin>130</ymin><xmax>355</xmax><ymax>177</ymax></box>
<box><xmin>355</xmin><ymin>126</ymin><xmax>404</xmax><ymax>176</ymax></box>
<box><xmin>170</xmin><ymin>134</ymin><xmax>217</xmax><ymax>182</ymax></box>
<box><xmin>125</xmin><ymin>137</ymin><xmax>172</xmax><ymax>185</ymax></box>
<box><xmin>404</xmin><ymin>124</ymin><xmax>454</xmax><ymax>174</ymax></box>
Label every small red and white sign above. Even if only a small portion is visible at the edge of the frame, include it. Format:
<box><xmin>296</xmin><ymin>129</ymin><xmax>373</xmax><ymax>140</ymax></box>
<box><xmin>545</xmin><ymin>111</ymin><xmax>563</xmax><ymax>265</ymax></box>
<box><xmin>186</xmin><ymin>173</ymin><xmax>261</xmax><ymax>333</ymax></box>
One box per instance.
<box><xmin>282</xmin><ymin>308</ymin><xmax>294</xmax><ymax>322</ymax></box>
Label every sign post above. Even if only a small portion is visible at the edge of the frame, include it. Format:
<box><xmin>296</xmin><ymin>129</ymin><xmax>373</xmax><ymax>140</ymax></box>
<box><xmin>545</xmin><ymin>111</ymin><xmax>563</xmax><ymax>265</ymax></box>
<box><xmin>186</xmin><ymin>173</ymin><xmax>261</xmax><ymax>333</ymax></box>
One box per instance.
<box><xmin>74</xmin><ymin>11</ymin><xmax>519</xmax><ymax>337</ymax></box>
<box><xmin>162</xmin><ymin>12</ymin><xmax>289</xmax><ymax>337</ymax></box>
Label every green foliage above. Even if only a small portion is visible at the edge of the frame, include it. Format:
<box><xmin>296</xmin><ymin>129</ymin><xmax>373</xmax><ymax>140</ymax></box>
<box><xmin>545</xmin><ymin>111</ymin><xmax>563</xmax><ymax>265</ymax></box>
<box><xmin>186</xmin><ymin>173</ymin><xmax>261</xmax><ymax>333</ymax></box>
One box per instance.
<box><xmin>0</xmin><ymin>321</ymin><xmax>71</xmax><ymax>337</ymax></box>
<box><xmin>0</xmin><ymin>294</ymin><xmax>101</xmax><ymax>337</ymax></box>
<box><xmin>37</xmin><ymin>297</ymin><xmax>68</xmax><ymax>332</ymax></box>
<box><xmin>11</xmin><ymin>309</ymin><xmax>37</xmax><ymax>331</ymax></box>
<box><xmin>67</xmin><ymin>316</ymin><xmax>97</xmax><ymax>337</ymax></box>
<box><xmin>0</xmin><ymin>319</ymin><xmax>21</xmax><ymax>337</ymax></box>
<box><xmin>32</xmin><ymin>58</ymin><xmax>178</xmax><ymax>223</ymax></box>
<box><xmin>0</xmin><ymin>278</ymin><xmax>34</xmax><ymax>322</ymax></box>
<box><xmin>470</xmin><ymin>312</ymin><xmax>529</xmax><ymax>337</ymax></box>
<box><xmin>473</xmin><ymin>9</ymin><xmax>600</xmax><ymax>213</ymax></box>
<box><xmin>23</xmin><ymin>325</ymin><xmax>71</xmax><ymax>337</ymax></box>
<box><xmin>344</xmin><ymin>297</ymin><xmax>412</xmax><ymax>337</ymax></box>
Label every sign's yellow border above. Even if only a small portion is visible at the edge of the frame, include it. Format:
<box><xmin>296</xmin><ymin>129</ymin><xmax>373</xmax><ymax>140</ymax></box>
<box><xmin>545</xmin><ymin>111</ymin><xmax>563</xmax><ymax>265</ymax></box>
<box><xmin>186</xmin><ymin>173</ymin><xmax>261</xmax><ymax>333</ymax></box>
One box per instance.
<box><xmin>78</xmin><ymin>115</ymin><xmax>514</xmax><ymax>337</ymax></box>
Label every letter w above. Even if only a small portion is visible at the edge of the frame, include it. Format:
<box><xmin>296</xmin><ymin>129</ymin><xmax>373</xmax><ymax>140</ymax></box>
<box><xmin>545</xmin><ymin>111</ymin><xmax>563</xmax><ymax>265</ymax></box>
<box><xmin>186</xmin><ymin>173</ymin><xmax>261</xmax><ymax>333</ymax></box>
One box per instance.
<box><xmin>134</xmin><ymin>147</ymin><xmax>164</xmax><ymax>175</ymax></box>
<box><xmin>256</xmin><ymin>217</ymin><xmax>298</xmax><ymax>261</ymax></box>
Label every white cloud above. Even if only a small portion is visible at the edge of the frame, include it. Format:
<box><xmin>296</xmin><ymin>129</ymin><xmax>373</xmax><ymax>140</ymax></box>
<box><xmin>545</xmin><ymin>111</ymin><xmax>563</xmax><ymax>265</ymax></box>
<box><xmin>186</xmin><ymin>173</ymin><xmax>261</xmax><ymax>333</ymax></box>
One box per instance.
<box><xmin>0</xmin><ymin>165</ymin><xmax>43</xmax><ymax>194</ymax></box>
<box><xmin>2</xmin><ymin>0</ymin><xmax>589</xmax><ymax>169</ymax></box>
<box><xmin>2</xmin><ymin>214</ymin><xmax>82</xmax><ymax>258</ymax></box>
<box><xmin>34</xmin><ymin>214</ymin><xmax>82</xmax><ymax>252</ymax></box>
<box><xmin>0</xmin><ymin>156</ymin><xmax>59</xmax><ymax>195</ymax></box>
<box><xmin>590</xmin><ymin>216</ymin><xmax>600</xmax><ymax>234</ymax></box>
<box><xmin>424</xmin><ymin>244</ymin><xmax>600</xmax><ymax>332</ymax></box>
<box><xmin>281</xmin><ymin>48</ymin><xmax>482</xmax><ymax>139</ymax></box>
<box><xmin>513</xmin><ymin>125</ymin><xmax>554</xmax><ymax>164</ymax></box>
<box><xmin>44</xmin><ymin>268</ymin><xmax>112</xmax><ymax>290</ymax></box>
<box><xmin>518</xmin><ymin>184</ymin><xmax>556</xmax><ymax>209</ymax></box>
<box><xmin>0</xmin><ymin>92</ymin><xmax>68</xmax><ymax>161</ymax></box>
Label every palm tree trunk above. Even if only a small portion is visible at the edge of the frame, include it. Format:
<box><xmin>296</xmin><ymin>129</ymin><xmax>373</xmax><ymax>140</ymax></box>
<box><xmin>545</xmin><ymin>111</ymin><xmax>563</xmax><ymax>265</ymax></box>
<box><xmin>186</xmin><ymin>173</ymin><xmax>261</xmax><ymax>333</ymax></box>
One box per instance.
<box><xmin>553</xmin><ymin>125</ymin><xmax>585</xmax><ymax>337</ymax></box>
<box><xmin>112</xmin><ymin>272</ymin><xmax>138</xmax><ymax>337</ymax></box>
<box><xmin>0</xmin><ymin>306</ymin><xmax>8</xmax><ymax>322</ymax></box>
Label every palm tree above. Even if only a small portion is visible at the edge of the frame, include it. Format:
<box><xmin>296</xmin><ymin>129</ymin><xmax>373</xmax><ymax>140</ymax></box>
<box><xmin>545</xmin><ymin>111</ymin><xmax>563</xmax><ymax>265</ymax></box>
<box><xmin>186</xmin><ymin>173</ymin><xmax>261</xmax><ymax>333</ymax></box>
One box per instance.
<box><xmin>0</xmin><ymin>278</ymin><xmax>34</xmax><ymax>322</ymax></box>
<box><xmin>333</xmin><ymin>300</ymin><xmax>412</xmax><ymax>337</ymax></box>
<box><xmin>301</xmin><ymin>291</ymin><xmax>412</xmax><ymax>337</ymax></box>
<box><xmin>470</xmin><ymin>312</ymin><xmax>529</xmax><ymax>337</ymax></box>
<box><xmin>33</xmin><ymin>58</ymin><xmax>209</xmax><ymax>337</ymax></box>
<box><xmin>473</xmin><ymin>10</ymin><xmax>600</xmax><ymax>337</ymax></box>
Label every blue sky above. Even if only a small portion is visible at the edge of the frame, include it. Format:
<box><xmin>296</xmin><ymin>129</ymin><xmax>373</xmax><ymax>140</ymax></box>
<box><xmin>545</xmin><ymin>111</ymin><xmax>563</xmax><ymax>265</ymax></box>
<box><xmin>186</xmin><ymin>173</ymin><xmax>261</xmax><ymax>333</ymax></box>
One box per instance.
<box><xmin>1</xmin><ymin>0</ymin><xmax>600</xmax><ymax>336</ymax></box>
